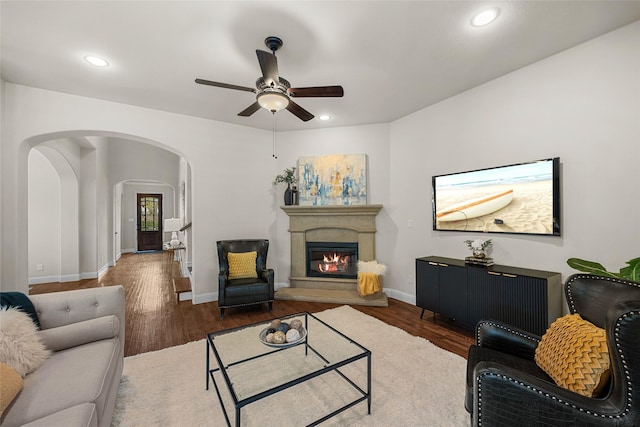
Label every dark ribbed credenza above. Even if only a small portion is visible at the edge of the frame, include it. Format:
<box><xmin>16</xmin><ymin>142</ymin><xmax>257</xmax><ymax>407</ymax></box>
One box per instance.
<box><xmin>416</xmin><ymin>256</ymin><xmax>562</xmax><ymax>336</ymax></box>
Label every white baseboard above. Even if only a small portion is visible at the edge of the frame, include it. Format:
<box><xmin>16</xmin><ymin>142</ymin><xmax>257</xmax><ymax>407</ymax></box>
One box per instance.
<box><xmin>192</xmin><ymin>292</ymin><xmax>217</xmax><ymax>304</ymax></box>
<box><xmin>80</xmin><ymin>272</ymin><xmax>98</xmax><ymax>280</ymax></box>
<box><xmin>29</xmin><ymin>274</ymin><xmax>83</xmax><ymax>285</ymax></box>
<box><xmin>28</xmin><ymin>275</ymin><xmax>60</xmax><ymax>285</ymax></box>
<box><xmin>178</xmin><ymin>292</ymin><xmax>192</xmax><ymax>302</ymax></box>
<box><xmin>275</xmin><ymin>282</ymin><xmax>289</xmax><ymax>291</ymax></box>
<box><xmin>97</xmin><ymin>263</ymin><xmax>109</xmax><ymax>278</ymax></box>
<box><xmin>383</xmin><ymin>288</ymin><xmax>416</xmax><ymax>305</ymax></box>
<box><xmin>60</xmin><ymin>273</ymin><xmax>80</xmax><ymax>282</ymax></box>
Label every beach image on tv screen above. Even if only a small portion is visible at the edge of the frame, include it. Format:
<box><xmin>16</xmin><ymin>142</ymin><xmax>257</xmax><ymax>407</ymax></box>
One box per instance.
<box><xmin>434</xmin><ymin>160</ymin><xmax>554</xmax><ymax>234</ymax></box>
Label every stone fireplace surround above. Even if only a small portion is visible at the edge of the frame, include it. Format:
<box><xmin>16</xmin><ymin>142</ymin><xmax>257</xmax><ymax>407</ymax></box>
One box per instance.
<box><xmin>277</xmin><ymin>204</ymin><xmax>388</xmax><ymax>306</ymax></box>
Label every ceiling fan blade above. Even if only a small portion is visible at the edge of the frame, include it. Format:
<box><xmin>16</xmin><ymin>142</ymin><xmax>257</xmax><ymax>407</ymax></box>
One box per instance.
<box><xmin>286</xmin><ymin>100</ymin><xmax>314</xmax><ymax>122</ymax></box>
<box><xmin>195</xmin><ymin>78</ymin><xmax>256</xmax><ymax>93</ymax></box>
<box><xmin>256</xmin><ymin>50</ymin><xmax>279</xmax><ymax>87</ymax></box>
<box><xmin>238</xmin><ymin>102</ymin><xmax>261</xmax><ymax>117</ymax></box>
<box><xmin>288</xmin><ymin>86</ymin><xmax>344</xmax><ymax>97</ymax></box>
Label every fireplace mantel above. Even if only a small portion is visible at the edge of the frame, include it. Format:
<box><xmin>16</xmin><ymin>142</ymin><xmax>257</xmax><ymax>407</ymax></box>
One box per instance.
<box><xmin>281</xmin><ymin>205</ymin><xmax>383</xmax><ymax>217</ymax></box>
<box><xmin>279</xmin><ymin>204</ymin><xmax>387</xmax><ymax>306</ymax></box>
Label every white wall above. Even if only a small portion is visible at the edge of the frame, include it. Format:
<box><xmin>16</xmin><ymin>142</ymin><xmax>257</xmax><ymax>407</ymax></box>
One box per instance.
<box><xmin>28</xmin><ymin>149</ymin><xmax>61</xmax><ymax>282</ymax></box>
<box><xmin>387</xmin><ymin>20</ymin><xmax>640</xmax><ymax>300</ymax></box>
<box><xmin>109</xmin><ymin>138</ymin><xmax>180</xmax><ymax>190</ymax></box>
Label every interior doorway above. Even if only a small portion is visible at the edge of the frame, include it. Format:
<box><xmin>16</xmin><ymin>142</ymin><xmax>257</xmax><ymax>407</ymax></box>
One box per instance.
<box><xmin>137</xmin><ymin>193</ymin><xmax>163</xmax><ymax>251</ymax></box>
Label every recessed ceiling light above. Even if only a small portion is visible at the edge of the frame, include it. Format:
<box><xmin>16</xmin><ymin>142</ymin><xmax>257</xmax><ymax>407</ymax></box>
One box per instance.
<box><xmin>84</xmin><ymin>55</ymin><xmax>109</xmax><ymax>67</ymax></box>
<box><xmin>470</xmin><ymin>8</ymin><xmax>500</xmax><ymax>27</ymax></box>
<box><xmin>318</xmin><ymin>115</ymin><xmax>331</xmax><ymax>121</ymax></box>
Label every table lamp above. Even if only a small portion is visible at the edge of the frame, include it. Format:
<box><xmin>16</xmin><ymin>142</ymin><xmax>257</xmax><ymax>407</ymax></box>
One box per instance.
<box><xmin>164</xmin><ymin>218</ymin><xmax>182</xmax><ymax>247</ymax></box>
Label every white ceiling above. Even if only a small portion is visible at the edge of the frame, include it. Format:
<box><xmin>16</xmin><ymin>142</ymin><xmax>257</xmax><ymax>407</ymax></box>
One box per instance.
<box><xmin>2</xmin><ymin>1</ymin><xmax>640</xmax><ymax>132</ymax></box>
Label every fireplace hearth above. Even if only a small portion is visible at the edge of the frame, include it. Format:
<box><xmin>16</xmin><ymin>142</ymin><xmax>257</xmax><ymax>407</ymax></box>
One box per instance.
<box><xmin>306</xmin><ymin>242</ymin><xmax>358</xmax><ymax>279</ymax></box>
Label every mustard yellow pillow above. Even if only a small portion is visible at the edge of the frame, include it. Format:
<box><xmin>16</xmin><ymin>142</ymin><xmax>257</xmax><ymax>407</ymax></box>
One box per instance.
<box><xmin>0</xmin><ymin>362</ymin><xmax>23</xmax><ymax>417</ymax></box>
<box><xmin>535</xmin><ymin>313</ymin><xmax>610</xmax><ymax>397</ymax></box>
<box><xmin>228</xmin><ymin>251</ymin><xmax>258</xmax><ymax>279</ymax></box>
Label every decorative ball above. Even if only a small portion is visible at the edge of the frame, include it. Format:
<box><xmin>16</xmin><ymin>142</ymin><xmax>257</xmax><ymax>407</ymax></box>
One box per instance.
<box><xmin>276</xmin><ymin>322</ymin><xmax>290</xmax><ymax>333</ymax></box>
<box><xmin>272</xmin><ymin>331</ymin><xmax>286</xmax><ymax>344</ymax></box>
<box><xmin>266</xmin><ymin>328</ymin><xmax>276</xmax><ymax>335</ymax></box>
<box><xmin>285</xmin><ymin>328</ymin><xmax>300</xmax><ymax>343</ymax></box>
<box><xmin>265</xmin><ymin>332</ymin><xmax>275</xmax><ymax>343</ymax></box>
<box><xmin>289</xmin><ymin>319</ymin><xmax>303</xmax><ymax>331</ymax></box>
<box><xmin>270</xmin><ymin>319</ymin><xmax>281</xmax><ymax>329</ymax></box>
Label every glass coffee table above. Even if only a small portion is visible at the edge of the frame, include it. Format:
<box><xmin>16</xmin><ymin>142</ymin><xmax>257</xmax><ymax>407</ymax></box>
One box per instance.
<box><xmin>206</xmin><ymin>312</ymin><xmax>371</xmax><ymax>426</ymax></box>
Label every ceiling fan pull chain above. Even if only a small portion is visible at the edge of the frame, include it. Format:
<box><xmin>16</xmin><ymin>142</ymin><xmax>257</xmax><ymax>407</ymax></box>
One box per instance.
<box><xmin>272</xmin><ymin>114</ymin><xmax>278</xmax><ymax>159</ymax></box>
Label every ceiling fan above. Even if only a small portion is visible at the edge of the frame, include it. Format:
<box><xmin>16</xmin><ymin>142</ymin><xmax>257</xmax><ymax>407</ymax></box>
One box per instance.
<box><xmin>195</xmin><ymin>36</ymin><xmax>344</xmax><ymax>122</ymax></box>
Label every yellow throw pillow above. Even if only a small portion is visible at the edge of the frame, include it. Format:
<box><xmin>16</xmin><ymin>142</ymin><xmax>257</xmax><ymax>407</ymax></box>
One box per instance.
<box><xmin>535</xmin><ymin>313</ymin><xmax>610</xmax><ymax>397</ymax></box>
<box><xmin>0</xmin><ymin>362</ymin><xmax>23</xmax><ymax>417</ymax></box>
<box><xmin>228</xmin><ymin>251</ymin><xmax>258</xmax><ymax>279</ymax></box>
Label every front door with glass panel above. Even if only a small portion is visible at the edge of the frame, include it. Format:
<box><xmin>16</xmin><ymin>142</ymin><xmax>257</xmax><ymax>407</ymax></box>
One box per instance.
<box><xmin>137</xmin><ymin>193</ymin><xmax>163</xmax><ymax>251</ymax></box>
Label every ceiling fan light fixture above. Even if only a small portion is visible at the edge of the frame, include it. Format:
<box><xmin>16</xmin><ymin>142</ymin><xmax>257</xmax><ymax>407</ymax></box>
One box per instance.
<box><xmin>319</xmin><ymin>115</ymin><xmax>331</xmax><ymax>121</ymax></box>
<box><xmin>257</xmin><ymin>91</ymin><xmax>289</xmax><ymax>112</ymax></box>
<box><xmin>470</xmin><ymin>8</ymin><xmax>500</xmax><ymax>27</ymax></box>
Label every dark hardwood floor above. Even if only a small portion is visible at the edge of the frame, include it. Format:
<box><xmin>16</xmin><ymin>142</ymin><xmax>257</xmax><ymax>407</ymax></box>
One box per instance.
<box><xmin>29</xmin><ymin>252</ymin><xmax>474</xmax><ymax>358</ymax></box>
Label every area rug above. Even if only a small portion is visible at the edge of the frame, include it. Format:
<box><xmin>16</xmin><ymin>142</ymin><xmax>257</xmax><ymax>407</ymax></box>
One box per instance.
<box><xmin>111</xmin><ymin>306</ymin><xmax>470</xmax><ymax>426</ymax></box>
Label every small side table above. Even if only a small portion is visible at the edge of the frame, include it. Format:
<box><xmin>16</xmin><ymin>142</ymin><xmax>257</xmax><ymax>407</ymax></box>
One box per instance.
<box><xmin>164</xmin><ymin>244</ymin><xmax>190</xmax><ymax>300</ymax></box>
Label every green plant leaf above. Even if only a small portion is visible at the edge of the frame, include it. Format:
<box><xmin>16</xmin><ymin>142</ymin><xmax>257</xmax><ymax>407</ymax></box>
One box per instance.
<box><xmin>566</xmin><ymin>258</ymin><xmax>621</xmax><ymax>278</ymax></box>
<box><xmin>620</xmin><ymin>257</ymin><xmax>640</xmax><ymax>282</ymax></box>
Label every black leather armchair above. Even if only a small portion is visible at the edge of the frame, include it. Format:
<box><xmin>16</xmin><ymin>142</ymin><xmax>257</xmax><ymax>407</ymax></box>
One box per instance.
<box><xmin>216</xmin><ymin>239</ymin><xmax>274</xmax><ymax>319</ymax></box>
<box><xmin>465</xmin><ymin>274</ymin><xmax>640</xmax><ymax>426</ymax></box>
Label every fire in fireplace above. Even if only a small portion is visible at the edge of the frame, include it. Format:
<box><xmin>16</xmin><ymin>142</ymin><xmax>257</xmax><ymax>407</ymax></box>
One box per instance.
<box><xmin>306</xmin><ymin>242</ymin><xmax>358</xmax><ymax>279</ymax></box>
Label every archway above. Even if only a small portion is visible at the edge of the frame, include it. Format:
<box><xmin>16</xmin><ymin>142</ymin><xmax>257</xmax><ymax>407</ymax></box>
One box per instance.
<box><xmin>21</xmin><ymin>131</ymin><xmax>191</xmax><ymax>291</ymax></box>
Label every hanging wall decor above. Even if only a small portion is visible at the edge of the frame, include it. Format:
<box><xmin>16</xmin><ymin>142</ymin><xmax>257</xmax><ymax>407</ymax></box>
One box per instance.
<box><xmin>297</xmin><ymin>153</ymin><xmax>367</xmax><ymax>206</ymax></box>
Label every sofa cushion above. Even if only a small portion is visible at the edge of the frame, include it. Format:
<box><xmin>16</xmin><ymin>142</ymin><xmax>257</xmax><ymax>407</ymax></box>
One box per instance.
<box><xmin>20</xmin><ymin>403</ymin><xmax>97</xmax><ymax>427</ymax></box>
<box><xmin>0</xmin><ymin>307</ymin><xmax>50</xmax><ymax>377</ymax></box>
<box><xmin>535</xmin><ymin>313</ymin><xmax>610</xmax><ymax>397</ymax></box>
<box><xmin>228</xmin><ymin>251</ymin><xmax>258</xmax><ymax>279</ymax></box>
<box><xmin>1</xmin><ymin>338</ymin><xmax>120</xmax><ymax>427</ymax></box>
<box><xmin>0</xmin><ymin>362</ymin><xmax>23</xmax><ymax>418</ymax></box>
<box><xmin>38</xmin><ymin>315</ymin><xmax>120</xmax><ymax>352</ymax></box>
<box><xmin>0</xmin><ymin>292</ymin><xmax>40</xmax><ymax>328</ymax></box>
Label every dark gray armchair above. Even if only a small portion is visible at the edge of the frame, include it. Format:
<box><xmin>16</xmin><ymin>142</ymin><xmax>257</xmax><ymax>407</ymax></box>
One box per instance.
<box><xmin>216</xmin><ymin>239</ymin><xmax>274</xmax><ymax>319</ymax></box>
<box><xmin>465</xmin><ymin>274</ymin><xmax>640</xmax><ymax>426</ymax></box>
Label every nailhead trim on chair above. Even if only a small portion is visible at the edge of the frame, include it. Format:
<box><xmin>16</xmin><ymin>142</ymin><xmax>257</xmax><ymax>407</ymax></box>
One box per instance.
<box><xmin>475</xmin><ymin>310</ymin><xmax>639</xmax><ymax>424</ymax></box>
<box><xmin>566</xmin><ymin>274</ymin><xmax>640</xmax><ymax>313</ymax></box>
<box><xmin>477</xmin><ymin>371</ymin><xmax>624</xmax><ymax>422</ymax></box>
<box><xmin>475</xmin><ymin>320</ymin><xmax>540</xmax><ymax>346</ymax></box>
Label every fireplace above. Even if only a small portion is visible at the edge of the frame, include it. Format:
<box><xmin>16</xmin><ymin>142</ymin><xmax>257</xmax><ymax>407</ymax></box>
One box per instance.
<box><xmin>281</xmin><ymin>204</ymin><xmax>382</xmax><ymax>291</ymax></box>
<box><xmin>278</xmin><ymin>205</ymin><xmax>387</xmax><ymax>306</ymax></box>
<box><xmin>306</xmin><ymin>242</ymin><xmax>358</xmax><ymax>279</ymax></box>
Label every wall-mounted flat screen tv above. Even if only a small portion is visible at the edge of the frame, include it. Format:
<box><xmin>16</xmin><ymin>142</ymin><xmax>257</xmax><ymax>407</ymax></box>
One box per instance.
<box><xmin>432</xmin><ymin>157</ymin><xmax>560</xmax><ymax>236</ymax></box>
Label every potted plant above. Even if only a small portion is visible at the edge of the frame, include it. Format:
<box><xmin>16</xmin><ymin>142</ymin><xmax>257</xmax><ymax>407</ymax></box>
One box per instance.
<box><xmin>274</xmin><ymin>167</ymin><xmax>298</xmax><ymax>205</ymax></box>
<box><xmin>567</xmin><ymin>257</ymin><xmax>640</xmax><ymax>282</ymax></box>
<box><xmin>464</xmin><ymin>239</ymin><xmax>493</xmax><ymax>259</ymax></box>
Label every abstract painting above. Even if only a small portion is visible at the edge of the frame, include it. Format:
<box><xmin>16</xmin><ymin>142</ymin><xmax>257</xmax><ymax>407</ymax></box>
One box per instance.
<box><xmin>297</xmin><ymin>154</ymin><xmax>367</xmax><ymax>206</ymax></box>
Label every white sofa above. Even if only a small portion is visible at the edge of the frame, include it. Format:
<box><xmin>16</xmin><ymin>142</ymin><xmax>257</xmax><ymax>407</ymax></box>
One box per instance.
<box><xmin>1</xmin><ymin>286</ymin><xmax>125</xmax><ymax>427</ymax></box>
